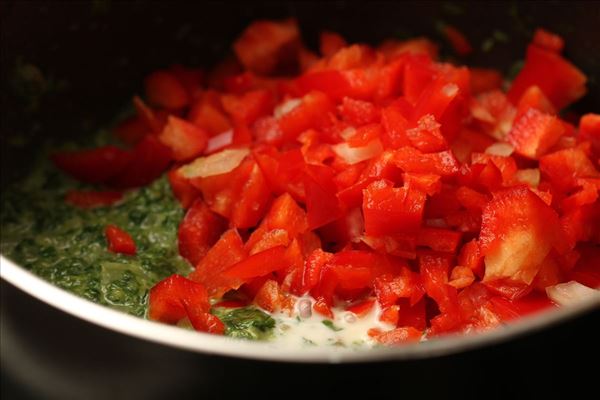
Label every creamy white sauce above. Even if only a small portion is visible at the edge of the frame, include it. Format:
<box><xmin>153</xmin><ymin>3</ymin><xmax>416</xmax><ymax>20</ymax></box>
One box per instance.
<box><xmin>268</xmin><ymin>296</ymin><xmax>395</xmax><ymax>348</ymax></box>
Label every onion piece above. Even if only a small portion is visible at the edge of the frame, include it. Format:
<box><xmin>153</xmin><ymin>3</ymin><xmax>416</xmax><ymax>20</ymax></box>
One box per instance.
<box><xmin>514</xmin><ymin>168</ymin><xmax>541</xmax><ymax>187</ymax></box>
<box><xmin>274</xmin><ymin>98</ymin><xmax>301</xmax><ymax>118</ymax></box>
<box><xmin>546</xmin><ymin>281</ymin><xmax>600</xmax><ymax>306</ymax></box>
<box><xmin>332</xmin><ymin>139</ymin><xmax>383</xmax><ymax>165</ymax></box>
<box><xmin>205</xmin><ymin>129</ymin><xmax>233</xmax><ymax>154</ymax></box>
<box><xmin>485</xmin><ymin>142</ymin><xmax>514</xmax><ymax>156</ymax></box>
<box><xmin>180</xmin><ymin>147</ymin><xmax>250</xmax><ymax>178</ymax></box>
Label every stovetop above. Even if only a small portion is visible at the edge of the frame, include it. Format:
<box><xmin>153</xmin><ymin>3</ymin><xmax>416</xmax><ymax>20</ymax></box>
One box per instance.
<box><xmin>1</xmin><ymin>280</ymin><xmax>597</xmax><ymax>399</ymax></box>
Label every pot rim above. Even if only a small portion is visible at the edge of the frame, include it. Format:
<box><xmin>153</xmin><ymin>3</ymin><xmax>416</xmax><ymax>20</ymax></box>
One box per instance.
<box><xmin>1</xmin><ymin>255</ymin><xmax>598</xmax><ymax>363</ymax></box>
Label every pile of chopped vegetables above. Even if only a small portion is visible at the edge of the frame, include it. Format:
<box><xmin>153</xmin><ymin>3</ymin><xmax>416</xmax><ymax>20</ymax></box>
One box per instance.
<box><xmin>40</xmin><ymin>21</ymin><xmax>600</xmax><ymax>345</ymax></box>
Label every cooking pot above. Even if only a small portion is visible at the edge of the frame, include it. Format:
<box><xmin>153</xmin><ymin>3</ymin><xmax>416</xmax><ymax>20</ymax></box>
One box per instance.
<box><xmin>1</xmin><ymin>1</ymin><xmax>598</xmax><ymax>398</ymax></box>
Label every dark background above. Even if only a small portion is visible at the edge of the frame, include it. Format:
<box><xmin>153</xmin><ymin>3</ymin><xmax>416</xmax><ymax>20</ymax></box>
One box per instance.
<box><xmin>1</xmin><ymin>1</ymin><xmax>599</xmax><ymax>398</ymax></box>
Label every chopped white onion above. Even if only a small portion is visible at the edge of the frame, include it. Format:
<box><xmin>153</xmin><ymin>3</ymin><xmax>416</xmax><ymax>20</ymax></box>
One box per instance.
<box><xmin>485</xmin><ymin>142</ymin><xmax>514</xmax><ymax>156</ymax></box>
<box><xmin>514</xmin><ymin>168</ymin><xmax>541</xmax><ymax>187</ymax></box>
<box><xmin>274</xmin><ymin>98</ymin><xmax>302</xmax><ymax>118</ymax></box>
<box><xmin>205</xmin><ymin>129</ymin><xmax>233</xmax><ymax>154</ymax></box>
<box><xmin>297</xmin><ymin>298</ymin><xmax>312</xmax><ymax>319</ymax></box>
<box><xmin>180</xmin><ymin>147</ymin><xmax>250</xmax><ymax>178</ymax></box>
<box><xmin>340</xmin><ymin>127</ymin><xmax>357</xmax><ymax>141</ymax></box>
<box><xmin>546</xmin><ymin>281</ymin><xmax>600</xmax><ymax>306</ymax></box>
<box><xmin>332</xmin><ymin>139</ymin><xmax>383</xmax><ymax>165</ymax></box>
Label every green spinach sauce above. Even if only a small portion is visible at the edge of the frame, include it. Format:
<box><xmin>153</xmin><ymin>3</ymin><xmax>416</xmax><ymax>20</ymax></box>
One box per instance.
<box><xmin>0</xmin><ymin>154</ymin><xmax>276</xmax><ymax>340</ymax></box>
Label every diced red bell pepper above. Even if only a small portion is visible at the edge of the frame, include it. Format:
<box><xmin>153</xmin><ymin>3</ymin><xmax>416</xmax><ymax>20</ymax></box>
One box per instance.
<box><xmin>379</xmin><ymin>38</ymin><xmax>439</xmax><ymax>61</ymax></box>
<box><xmin>159</xmin><ymin>115</ymin><xmax>208</xmax><ymax>161</ymax></box>
<box><xmin>148</xmin><ymin>274</ymin><xmax>211</xmax><ymax>325</ymax></box>
<box><xmin>579</xmin><ymin>113</ymin><xmax>600</xmax><ymax>156</ymax></box>
<box><xmin>185</xmin><ymin>306</ymin><xmax>225</xmax><ymax>334</ymax></box>
<box><xmin>300</xmin><ymin>248</ymin><xmax>334</xmax><ymax>295</ymax></box>
<box><xmin>515</xmin><ymin>85</ymin><xmax>556</xmax><ymax>121</ymax></box>
<box><xmin>144</xmin><ymin>70</ymin><xmax>189</xmax><ymax>109</ymax></box>
<box><xmin>532</xmin><ymin>28</ymin><xmax>564</xmax><ymax>53</ymax></box>
<box><xmin>168</xmin><ymin>168</ymin><xmax>201</xmax><ymax>209</ymax></box>
<box><xmin>133</xmin><ymin>96</ymin><xmax>166</xmax><ymax>133</ymax></box>
<box><xmin>169</xmin><ymin>64</ymin><xmax>204</xmax><ymax>97</ymax></box>
<box><xmin>539</xmin><ymin>146</ymin><xmax>600</xmax><ymax>192</ymax></box>
<box><xmin>230</xmin><ymin>162</ymin><xmax>272</xmax><ymax>228</ymax></box>
<box><xmin>568</xmin><ymin>244</ymin><xmax>600</xmax><ymax>288</ymax></box>
<box><xmin>372</xmin><ymin>327</ymin><xmax>422</xmax><ymax>345</ymax></box>
<box><xmin>411</xmin><ymin>77</ymin><xmax>460</xmax><ymax>124</ymax></box>
<box><xmin>110</xmin><ymin>135</ymin><xmax>173</xmax><ymax>188</ymax></box>
<box><xmin>338</xmin><ymin>97</ymin><xmax>380</xmax><ymax>126</ymax></box>
<box><xmin>469</xmin><ymin>68</ymin><xmax>503</xmax><ymax>95</ymax></box>
<box><xmin>113</xmin><ymin>115</ymin><xmax>151</xmax><ymax>146</ymax></box>
<box><xmin>52</xmin><ymin>146</ymin><xmax>132</xmax><ymax>185</ymax></box>
<box><xmin>259</xmin><ymin>192</ymin><xmax>309</xmax><ymax>236</ymax></box>
<box><xmin>420</xmin><ymin>254</ymin><xmax>462</xmax><ymax>333</ymax></box>
<box><xmin>254</xmin><ymin>279</ymin><xmax>282</xmax><ymax>313</ymax></box>
<box><xmin>392</xmin><ymin>147</ymin><xmax>460</xmax><ymax>176</ymax></box>
<box><xmin>178</xmin><ymin>199</ymin><xmax>227</xmax><ymax>266</ymax></box>
<box><xmin>373</xmin><ymin>267</ymin><xmax>424</xmax><ymax>308</ymax></box>
<box><xmin>304</xmin><ymin>164</ymin><xmax>343</xmax><ymax>230</ymax></box>
<box><xmin>381</xmin><ymin>101</ymin><xmax>412</xmax><ymax>148</ymax></box>
<box><xmin>221</xmin><ymin>89</ymin><xmax>275</xmax><ymax>125</ymax></box>
<box><xmin>245</xmin><ymin>228</ymin><xmax>290</xmax><ymax>255</ymax></box>
<box><xmin>458</xmin><ymin>239</ymin><xmax>484</xmax><ymax>277</ymax></box>
<box><xmin>223</xmin><ymin>245</ymin><xmax>289</xmax><ymax>280</ymax></box>
<box><xmin>416</xmin><ymin>227</ymin><xmax>462</xmax><ymax>253</ymax></box>
<box><xmin>65</xmin><ymin>190</ymin><xmax>123</xmax><ymax>208</ymax></box>
<box><xmin>346</xmin><ymin>298</ymin><xmax>376</xmax><ymax>317</ymax></box>
<box><xmin>233</xmin><ymin>19</ymin><xmax>300</xmax><ymax>75</ymax></box>
<box><xmin>508</xmin><ymin>108</ymin><xmax>565</xmax><ymax>159</ymax></box>
<box><xmin>405</xmin><ymin>114</ymin><xmax>448</xmax><ymax>153</ymax></box>
<box><xmin>403</xmin><ymin>54</ymin><xmax>435</xmax><ymax>104</ymax></box>
<box><xmin>379</xmin><ymin>305</ymin><xmax>400</xmax><ymax>325</ymax></box>
<box><xmin>441</xmin><ymin>25</ymin><xmax>472</xmax><ymax>56</ymax></box>
<box><xmin>507</xmin><ymin>44</ymin><xmax>587</xmax><ymax>110</ymax></box>
<box><xmin>278</xmin><ymin>91</ymin><xmax>335</xmax><ymax>143</ymax></box>
<box><xmin>319</xmin><ymin>31</ymin><xmax>348</xmax><ymax>57</ymax></box>
<box><xmin>480</xmin><ymin>186</ymin><xmax>561</xmax><ymax>288</ymax></box>
<box><xmin>188</xmin><ymin>92</ymin><xmax>232</xmax><ymax>136</ymax></box>
<box><xmin>254</xmin><ymin>147</ymin><xmax>306</xmax><ymax>201</ymax></box>
<box><xmin>396</xmin><ymin>298</ymin><xmax>427</xmax><ymax>330</ymax></box>
<box><xmin>105</xmin><ymin>224</ymin><xmax>136</xmax><ymax>255</ymax></box>
<box><xmin>363</xmin><ymin>179</ymin><xmax>426</xmax><ymax>236</ymax></box>
<box><xmin>188</xmin><ymin>229</ymin><xmax>247</xmax><ymax>297</ymax></box>
<box><xmin>401</xmin><ymin>172</ymin><xmax>441</xmax><ymax>196</ymax></box>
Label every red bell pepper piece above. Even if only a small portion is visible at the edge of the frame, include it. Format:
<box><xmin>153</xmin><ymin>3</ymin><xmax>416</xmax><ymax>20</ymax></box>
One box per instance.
<box><xmin>405</xmin><ymin>114</ymin><xmax>448</xmax><ymax>153</ymax></box>
<box><xmin>230</xmin><ymin>162</ymin><xmax>272</xmax><ymax>228</ymax></box>
<box><xmin>233</xmin><ymin>18</ymin><xmax>300</xmax><ymax>75</ymax></box>
<box><xmin>278</xmin><ymin>91</ymin><xmax>335</xmax><ymax>143</ymax></box>
<box><xmin>420</xmin><ymin>255</ymin><xmax>462</xmax><ymax>334</ymax></box>
<box><xmin>508</xmin><ymin>108</ymin><xmax>565</xmax><ymax>159</ymax></box>
<box><xmin>416</xmin><ymin>227</ymin><xmax>462</xmax><ymax>253</ymax></box>
<box><xmin>111</xmin><ymin>135</ymin><xmax>173</xmax><ymax>189</ymax></box>
<box><xmin>480</xmin><ymin>186</ymin><xmax>562</xmax><ymax>290</ymax></box>
<box><xmin>539</xmin><ymin>146</ymin><xmax>600</xmax><ymax>192</ymax></box>
<box><xmin>363</xmin><ymin>179</ymin><xmax>426</xmax><ymax>236</ymax></box>
<box><xmin>188</xmin><ymin>91</ymin><xmax>232</xmax><ymax>136</ymax></box>
<box><xmin>304</xmin><ymin>164</ymin><xmax>343</xmax><ymax>230</ymax></box>
<box><xmin>319</xmin><ymin>31</ymin><xmax>347</xmax><ymax>57</ymax></box>
<box><xmin>167</xmin><ymin>168</ymin><xmax>201</xmax><ymax>209</ymax></box>
<box><xmin>441</xmin><ymin>25</ymin><xmax>472</xmax><ymax>56</ymax></box>
<box><xmin>338</xmin><ymin>97</ymin><xmax>380</xmax><ymax>126</ymax></box>
<box><xmin>52</xmin><ymin>146</ymin><xmax>132</xmax><ymax>185</ymax></box>
<box><xmin>113</xmin><ymin>115</ymin><xmax>151</xmax><ymax>145</ymax></box>
<box><xmin>105</xmin><ymin>224</ymin><xmax>136</xmax><ymax>255</ymax></box>
<box><xmin>178</xmin><ymin>199</ymin><xmax>227</xmax><ymax>266</ymax></box>
<box><xmin>469</xmin><ymin>68</ymin><xmax>503</xmax><ymax>95</ymax></box>
<box><xmin>507</xmin><ymin>44</ymin><xmax>587</xmax><ymax>110</ymax></box>
<box><xmin>372</xmin><ymin>327</ymin><xmax>422</xmax><ymax>345</ymax></box>
<box><xmin>159</xmin><ymin>115</ymin><xmax>208</xmax><ymax>162</ymax></box>
<box><xmin>188</xmin><ymin>229</ymin><xmax>247</xmax><ymax>297</ymax></box>
<box><xmin>144</xmin><ymin>70</ymin><xmax>189</xmax><ymax>109</ymax></box>
<box><xmin>532</xmin><ymin>28</ymin><xmax>564</xmax><ymax>53</ymax></box>
<box><xmin>221</xmin><ymin>89</ymin><xmax>275</xmax><ymax>125</ymax></box>
<box><xmin>223</xmin><ymin>245</ymin><xmax>289</xmax><ymax>280</ymax></box>
<box><xmin>515</xmin><ymin>85</ymin><xmax>556</xmax><ymax>121</ymax></box>
<box><xmin>392</xmin><ymin>146</ymin><xmax>460</xmax><ymax>176</ymax></box>
<box><xmin>346</xmin><ymin>298</ymin><xmax>376</xmax><ymax>317</ymax></box>
<box><xmin>65</xmin><ymin>190</ymin><xmax>123</xmax><ymax>208</ymax></box>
